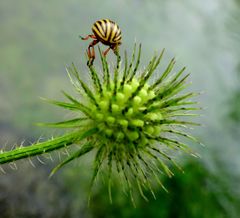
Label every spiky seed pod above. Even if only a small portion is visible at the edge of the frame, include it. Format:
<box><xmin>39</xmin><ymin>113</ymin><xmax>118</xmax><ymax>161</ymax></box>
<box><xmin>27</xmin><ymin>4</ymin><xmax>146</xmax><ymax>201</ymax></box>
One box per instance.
<box><xmin>0</xmin><ymin>44</ymin><xmax>201</xmax><ymax>204</ymax></box>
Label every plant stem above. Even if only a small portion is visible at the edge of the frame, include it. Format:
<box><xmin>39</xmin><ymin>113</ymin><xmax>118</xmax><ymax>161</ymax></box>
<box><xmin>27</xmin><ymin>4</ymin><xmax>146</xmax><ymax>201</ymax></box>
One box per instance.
<box><xmin>0</xmin><ymin>128</ymin><xmax>97</xmax><ymax>164</ymax></box>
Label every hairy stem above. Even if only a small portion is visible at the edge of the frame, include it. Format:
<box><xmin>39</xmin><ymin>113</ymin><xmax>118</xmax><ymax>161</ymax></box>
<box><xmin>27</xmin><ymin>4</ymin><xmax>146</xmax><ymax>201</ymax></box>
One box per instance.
<box><xmin>0</xmin><ymin>128</ymin><xmax>98</xmax><ymax>164</ymax></box>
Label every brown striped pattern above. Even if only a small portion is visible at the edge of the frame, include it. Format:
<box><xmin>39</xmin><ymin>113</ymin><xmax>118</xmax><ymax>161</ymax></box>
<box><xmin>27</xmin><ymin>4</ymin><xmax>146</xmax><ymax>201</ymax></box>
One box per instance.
<box><xmin>92</xmin><ymin>19</ymin><xmax>122</xmax><ymax>45</ymax></box>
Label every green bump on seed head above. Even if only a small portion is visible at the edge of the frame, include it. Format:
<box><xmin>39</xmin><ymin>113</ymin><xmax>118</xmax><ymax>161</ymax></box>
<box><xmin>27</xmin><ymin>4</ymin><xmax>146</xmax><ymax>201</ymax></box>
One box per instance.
<box><xmin>123</xmin><ymin>84</ymin><xmax>133</xmax><ymax>96</ymax></box>
<box><xmin>99</xmin><ymin>100</ymin><xmax>108</xmax><ymax>111</ymax></box>
<box><xmin>105</xmin><ymin>128</ymin><xmax>113</xmax><ymax>136</ymax></box>
<box><xmin>139</xmin><ymin>89</ymin><xmax>148</xmax><ymax>100</ymax></box>
<box><xmin>96</xmin><ymin>113</ymin><xmax>104</xmax><ymax>121</ymax></box>
<box><xmin>116</xmin><ymin>92</ymin><xmax>125</xmax><ymax>103</ymax></box>
<box><xmin>131</xmin><ymin>78</ymin><xmax>140</xmax><ymax>91</ymax></box>
<box><xmin>119</xmin><ymin>119</ymin><xmax>128</xmax><ymax>127</ymax></box>
<box><xmin>145</xmin><ymin>126</ymin><xmax>154</xmax><ymax>135</ymax></box>
<box><xmin>133</xmin><ymin>96</ymin><xmax>142</xmax><ymax>106</ymax></box>
<box><xmin>115</xmin><ymin>132</ymin><xmax>125</xmax><ymax>141</ymax></box>
<box><xmin>131</xmin><ymin>119</ymin><xmax>144</xmax><ymax>127</ymax></box>
<box><xmin>107</xmin><ymin>116</ymin><xmax>115</xmax><ymax>124</ymax></box>
<box><xmin>145</xmin><ymin>112</ymin><xmax>159</xmax><ymax>120</ymax></box>
<box><xmin>127</xmin><ymin>131</ymin><xmax>139</xmax><ymax>141</ymax></box>
<box><xmin>112</xmin><ymin>104</ymin><xmax>120</xmax><ymax>113</ymax></box>
<box><xmin>126</xmin><ymin>108</ymin><xmax>134</xmax><ymax>117</ymax></box>
<box><xmin>148</xmin><ymin>90</ymin><xmax>155</xmax><ymax>99</ymax></box>
<box><xmin>153</xmin><ymin>126</ymin><xmax>161</xmax><ymax>135</ymax></box>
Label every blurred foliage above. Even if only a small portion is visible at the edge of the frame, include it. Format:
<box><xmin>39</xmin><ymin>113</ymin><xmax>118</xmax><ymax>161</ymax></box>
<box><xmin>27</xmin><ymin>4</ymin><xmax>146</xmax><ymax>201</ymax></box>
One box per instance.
<box><xmin>0</xmin><ymin>0</ymin><xmax>83</xmax><ymax>134</ymax></box>
<box><xmin>224</xmin><ymin>0</ymin><xmax>240</xmax><ymax>134</ymax></box>
<box><xmin>1</xmin><ymin>158</ymin><xmax>239</xmax><ymax>218</ymax></box>
<box><xmin>227</xmin><ymin>65</ymin><xmax>240</xmax><ymax>124</ymax></box>
<box><xmin>88</xmin><ymin>159</ymin><xmax>239</xmax><ymax>218</ymax></box>
<box><xmin>0</xmin><ymin>162</ymin><xmax>72</xmax><ymax>218</ymax></box>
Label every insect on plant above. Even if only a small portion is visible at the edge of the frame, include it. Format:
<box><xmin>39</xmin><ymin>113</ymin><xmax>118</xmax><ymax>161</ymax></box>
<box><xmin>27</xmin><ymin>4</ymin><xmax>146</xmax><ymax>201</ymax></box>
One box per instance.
<box><xmin>80</xmin><ymin>19</ymin><xmax>122</xmax><ymax>65</ymax></box>
<box><xmin>0</xmin><ymin>43</ymin><xmax>202</xmax><ymax>204</ymax></box>
<box><xmin>0</xmin><ymin>15</ymin><xmax>202</xmax><ymax>204</ymax></box>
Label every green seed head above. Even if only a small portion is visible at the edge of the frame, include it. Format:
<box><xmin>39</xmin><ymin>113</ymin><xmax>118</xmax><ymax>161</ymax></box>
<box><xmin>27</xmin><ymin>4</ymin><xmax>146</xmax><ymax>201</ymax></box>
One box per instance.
<box><xmin>0</xmin><ymin>44</ymin><xmax>201</xmax><ymax>204</ymax></box>
<box><xmin>0</xmin><ymin>41</ymin><xmax>200</xmax><ymax>203</ymax></box>
<box><xmin>56</xmin><ymin>44</ymin><xmax>201</xmax><ymax>203</ymax></box>
<box><xmin>91</xmin><ymin>78</ymin><xmax>161</xmax><ymax>147</ymax></box>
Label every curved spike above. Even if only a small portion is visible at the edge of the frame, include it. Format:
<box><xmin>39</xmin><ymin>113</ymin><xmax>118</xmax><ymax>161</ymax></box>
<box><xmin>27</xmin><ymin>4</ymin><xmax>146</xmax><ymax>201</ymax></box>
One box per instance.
<box><xmin>49</xmin><ymin>141</ymin><xmax>94</xmax><ymax>178</ymax></box>
<box><xmin>128</xmin><ymin>44</ymin><xmax>142</xmax><ymax>82</ymax></box>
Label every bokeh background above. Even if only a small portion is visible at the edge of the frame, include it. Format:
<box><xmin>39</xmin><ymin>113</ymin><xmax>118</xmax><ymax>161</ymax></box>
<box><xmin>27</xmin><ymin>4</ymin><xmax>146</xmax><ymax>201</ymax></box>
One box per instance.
<box><xmin>1</xmin><ymin>0</ymin><xmax>240</xmax><ymax>217</ymax></box>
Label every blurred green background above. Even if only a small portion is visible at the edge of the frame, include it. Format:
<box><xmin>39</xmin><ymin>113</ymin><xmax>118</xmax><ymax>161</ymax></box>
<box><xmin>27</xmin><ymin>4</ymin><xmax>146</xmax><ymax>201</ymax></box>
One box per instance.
<box><xmin>1</xmin><ymin>0</ymin><xmax>240</xmax><ymax>217</ymax></box>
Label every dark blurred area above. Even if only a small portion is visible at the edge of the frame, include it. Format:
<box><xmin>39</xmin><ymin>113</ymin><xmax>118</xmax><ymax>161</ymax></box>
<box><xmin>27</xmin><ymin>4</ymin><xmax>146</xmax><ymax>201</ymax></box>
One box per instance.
<box><xmin>1</xmin><ymin>0</ymin><xmax>240</xmax><ymax>217</ymax></box>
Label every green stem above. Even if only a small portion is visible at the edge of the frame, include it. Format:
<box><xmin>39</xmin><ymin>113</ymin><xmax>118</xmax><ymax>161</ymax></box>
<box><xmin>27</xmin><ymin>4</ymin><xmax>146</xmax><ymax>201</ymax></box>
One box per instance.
<box><xmin>0</xmin><ymin>128</ymin><xmax>98</xmax><ymax>164</ymax></box>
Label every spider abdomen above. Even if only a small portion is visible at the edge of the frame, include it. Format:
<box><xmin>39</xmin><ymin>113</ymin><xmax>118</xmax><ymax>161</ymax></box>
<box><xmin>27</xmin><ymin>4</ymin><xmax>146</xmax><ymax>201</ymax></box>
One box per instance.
<box><xmin>92</xmin><ymin>19</ymin><xmax>122</xmax><ymax>46</ymax></box>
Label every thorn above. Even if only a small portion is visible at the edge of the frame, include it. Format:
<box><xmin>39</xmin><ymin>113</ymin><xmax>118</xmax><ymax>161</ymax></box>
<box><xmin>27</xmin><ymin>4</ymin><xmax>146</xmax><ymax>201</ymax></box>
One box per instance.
<box><xmin>44</xmin><ymin>153</ymin><xmax>54</xmax><ymax>162</ymax></box>
<box><xmin>36</xmin><ymin>135</ymin><xmax>44</xmax><ymax>143</ymax></box>
<box><xmin>28</xmin><ymin>158</ymin><xmax>36</xmax><ymax>168</ymax></box>
<box><xmin>39</xmin><ymin>96</ymin><xmax>48</xmax><ymax>101</ymax></box>
<box><xmin>20</xmin><ymin>140</ymin><xmax>25</xmax><ymax>147</ymax></box>
<box><xmin>58</xmin><ymin>151</ymin><xmax>62</xmax><ymax>161</ymax></box>
<box><xmin>11</xmin><ymin>143</ymin><xmax>17</xmax><ymax>151</ymax></box>
<box><xmin>9</xmin><ymin>162</ymin><xmax>18</xmax><ymax>170</ymax></box>
<box><xmin>63</xmin><ymin>148</ymin><xmax>70</xmax><ymax>157</ymax></box>
<box><xmin>3</xmin><ymin>140</ymin><xmax>9</xmax><ymax>150</ymax></box>
<box><xmin>191</xmin><ymin>152</ymin><xmax>200</xmax><ymax>158</ymax></box>
<box><xmin>37</xmin><ymin>156</ymin><xmax>46</xmax><ymax>165</ymax></box>
<box><xmin>0</xmin><ymin>166</ymin><xmax>6</xmax><ymax>174</ymax></box>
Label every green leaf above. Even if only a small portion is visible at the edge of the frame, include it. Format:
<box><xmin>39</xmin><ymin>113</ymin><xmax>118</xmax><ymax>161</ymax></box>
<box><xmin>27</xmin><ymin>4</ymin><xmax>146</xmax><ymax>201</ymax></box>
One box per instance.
<box><xmin>88</xmin><ymin>144</ymin><xmax>106</xmax><ymax>205</ymax></box>
<box><xmin>71</xmin><ymin>63</ymin><xmax>98</xmax><ymax>106</ymax></box>
<box><xmin>36</xmin><ymin>118</ymin><xmax>88</xmax><ymax>128</ymax></box>
<box><xmin>88</xmin><ymin>64</ymin><xmax>103</xmax><ymax>94</ymax></box>
<box><xmin>128</xmin><ymin>43</ymin><xmax>142</xmax><ymax>81</ymax></box>
<box><xmin>120</xmin><ymin>50</ymin><xmax>128</xmax><ymax>90</ymax></box>
<box><xmin>126</xmin><ymin>43</ymin><xmax>137</xmax><ymax>80</ymax></box>
<box><xmin>162</xmin><ymin>129</ymin><xmax>204</xmax><ymax>146</ymax></box>
<box><xmin>49</xmin><ymin>141</ymin><xmax>94</xmax><ymax>177</ymax></box>
<box><xmin>41</xmin><ymin>97</ymin><xmax>82</xmax><ymax>111</ymax></box>
<box><xmin>151</xmin><ymin>119</ymin><xmax>201</xmax><ymax>126</ymax></box>
<box><xmin>61</xmin><ymin>91</ymin><xmax>91</xmax><ymax>117</ymax></box>
<box><xmin>98</xmin><ymin>47</ymin><xmax>110</xmax><ymax>90</ymax></box>
<box><xmin>149</xmin><ymin>48</ymin><xmax>165</xmax><ymax>76</ymax></box>
<box><xmin>159</xmin><ymin>92</ymin><xmax>199</xmax><ymax>108</ymax></box>
<box><xmin>150</xmin><ymin>57</ymin><xmax>176</xmax><ymax>90</ymax></box>
<box><xmin>155</xmin><ymin>73</ymin><xmax>190</xmax><ymax>100</ymax></box>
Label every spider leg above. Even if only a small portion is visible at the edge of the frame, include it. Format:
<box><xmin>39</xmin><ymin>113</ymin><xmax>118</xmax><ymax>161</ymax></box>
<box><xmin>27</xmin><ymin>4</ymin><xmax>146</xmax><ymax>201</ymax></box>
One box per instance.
<box><xmin>87</xmin><ymin>39</ymin><xmax>99</xmax><ymax>66</ymax></box>
<box><xmin>80</xmin><ymin>34</ymin><xmax>96</xmax><ymax>40</ymax></box>
<box><xmin>103</xmin><ymin>47</ymin><xmax>111</xmax><ymax>56</ymax></box>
